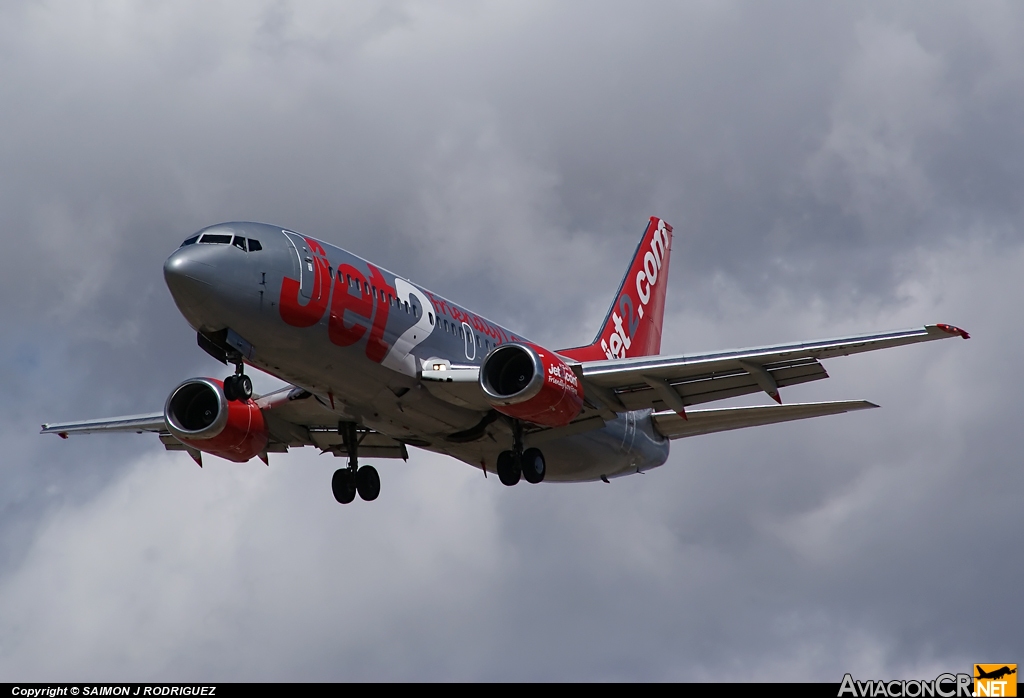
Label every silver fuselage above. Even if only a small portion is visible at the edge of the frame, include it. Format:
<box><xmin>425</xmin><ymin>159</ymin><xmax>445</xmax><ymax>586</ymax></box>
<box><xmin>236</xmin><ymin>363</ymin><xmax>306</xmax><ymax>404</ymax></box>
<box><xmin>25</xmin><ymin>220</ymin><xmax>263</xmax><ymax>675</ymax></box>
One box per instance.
<box><xmin>163</xmin><ymin>222</ymin><xmax>669</xmax><ymax>481</ymax></box>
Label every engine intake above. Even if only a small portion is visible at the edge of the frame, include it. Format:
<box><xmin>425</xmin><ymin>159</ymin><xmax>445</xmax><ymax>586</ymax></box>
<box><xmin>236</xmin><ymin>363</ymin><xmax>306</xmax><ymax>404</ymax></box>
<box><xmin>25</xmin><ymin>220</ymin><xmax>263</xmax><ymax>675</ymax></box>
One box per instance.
<box><xmin>481</xmin><ymin>345</ymin><xmax>544</xmax><ymax>403</ymax></box>
<box><xmin>480</xmin><ymin>343</ymin><xmax>584</xmax><ymax>427</ymax></box>
<box><xmin>165</xmin><ymin>378</ymin><xmax>268</xmax><ymax>462</ymax></box>
<box><xmin>166</xmin><ymin>379</ymin><xmax>229</xmax><ymax>437</ymax></box>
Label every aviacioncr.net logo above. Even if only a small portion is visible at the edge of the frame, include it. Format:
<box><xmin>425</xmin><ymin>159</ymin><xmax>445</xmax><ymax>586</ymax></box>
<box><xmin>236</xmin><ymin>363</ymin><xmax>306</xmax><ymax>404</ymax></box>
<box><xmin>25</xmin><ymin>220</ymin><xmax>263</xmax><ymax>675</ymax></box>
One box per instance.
<box><xmin>838</xmin><ymin>673</ymin><xmax>973</xmax><ymax>697</ymax></box>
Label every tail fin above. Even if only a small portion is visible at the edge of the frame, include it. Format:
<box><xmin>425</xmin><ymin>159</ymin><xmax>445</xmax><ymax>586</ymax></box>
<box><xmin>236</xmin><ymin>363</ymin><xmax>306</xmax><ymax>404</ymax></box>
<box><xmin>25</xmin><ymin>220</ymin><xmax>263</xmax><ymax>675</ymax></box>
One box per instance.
<box><xmin>560</xmin><ymin>216</ymin><xmax>673</xmax><ymax>362</ymax></box>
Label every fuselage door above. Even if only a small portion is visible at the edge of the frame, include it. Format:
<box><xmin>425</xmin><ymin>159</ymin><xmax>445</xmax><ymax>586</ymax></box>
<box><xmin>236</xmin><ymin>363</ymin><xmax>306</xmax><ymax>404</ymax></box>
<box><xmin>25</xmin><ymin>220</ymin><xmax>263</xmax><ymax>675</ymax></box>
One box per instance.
<box><xmin>462</xmin><ymin>322</ymin><xmax>476</xmax><ymax>361</ymax></box>
<box><xmin>282</xmin><ymin>231</ymin><xmax>315</xmax><ymax>300</ymax></box>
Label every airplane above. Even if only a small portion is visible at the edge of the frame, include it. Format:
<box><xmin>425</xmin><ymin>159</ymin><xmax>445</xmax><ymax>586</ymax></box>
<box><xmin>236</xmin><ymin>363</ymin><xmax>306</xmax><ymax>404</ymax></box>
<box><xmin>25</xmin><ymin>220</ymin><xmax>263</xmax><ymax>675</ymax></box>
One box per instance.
<box><xmin>41</xmin><ymin>217</ymin><xmax>970</xmax><ymax>504</ymax></box>
<box><xmin>976</xmin><ymin>666</ymin><xmax>1017</xmax><ymax>681</ymax></box>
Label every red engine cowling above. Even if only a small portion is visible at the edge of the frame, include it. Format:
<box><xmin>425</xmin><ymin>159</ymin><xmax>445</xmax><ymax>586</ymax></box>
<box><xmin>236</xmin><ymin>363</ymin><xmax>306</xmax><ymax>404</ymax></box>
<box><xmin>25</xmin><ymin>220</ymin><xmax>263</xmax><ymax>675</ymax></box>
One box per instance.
<box><xmin>164</xmin><ymin>378</ymin><xmax>269</xmax><ymax>462</ymax></box>
<box><xmin>479</xmin><ymin>343</ymin><xmax>584</xmax><ymax>427</ymax></box>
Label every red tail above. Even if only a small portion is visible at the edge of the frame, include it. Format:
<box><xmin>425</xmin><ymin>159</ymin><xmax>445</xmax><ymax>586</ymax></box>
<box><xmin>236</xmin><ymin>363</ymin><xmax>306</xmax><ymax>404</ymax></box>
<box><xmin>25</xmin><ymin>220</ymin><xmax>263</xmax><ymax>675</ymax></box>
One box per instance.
<box><xmin>560</xmin><ymin>217</ymin><xmax>673</xmax><ymax>362</ymax></box>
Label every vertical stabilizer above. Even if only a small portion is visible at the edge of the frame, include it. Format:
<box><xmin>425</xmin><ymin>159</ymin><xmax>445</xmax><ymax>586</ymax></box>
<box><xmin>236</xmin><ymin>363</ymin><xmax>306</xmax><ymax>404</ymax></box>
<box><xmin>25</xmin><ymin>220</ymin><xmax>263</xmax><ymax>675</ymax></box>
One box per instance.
<box><xmin>560</xmin><ymin>217</ymin><xmax>673</xmax><ymax>362</ymax></box>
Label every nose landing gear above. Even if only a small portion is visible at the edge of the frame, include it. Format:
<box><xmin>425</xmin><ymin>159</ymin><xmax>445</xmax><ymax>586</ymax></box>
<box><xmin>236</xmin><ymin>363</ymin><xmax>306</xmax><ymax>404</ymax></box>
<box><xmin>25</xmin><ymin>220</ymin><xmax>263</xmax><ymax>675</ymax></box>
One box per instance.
<box><xmin>332</xmin><ymin>421</ymin><xmax>381</xmax><ymax>504</ymax></box>
<box><xmin>496</xmin><ymin>420</ymin><xmax>545</xmax><ymax>487</ymax></box>
<box><xmin>222</xmin><ymin>358</ymin><xmax>252</xmax><ymax>402</ymax></box>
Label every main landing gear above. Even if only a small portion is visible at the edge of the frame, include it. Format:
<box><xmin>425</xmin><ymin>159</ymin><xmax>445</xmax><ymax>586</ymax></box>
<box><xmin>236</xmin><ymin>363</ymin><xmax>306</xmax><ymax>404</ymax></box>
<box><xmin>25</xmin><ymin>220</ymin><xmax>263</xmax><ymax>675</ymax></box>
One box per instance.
<box><xmin>496</xmin><ymin>420</ymin><xmax>546</xmax><ymax>487</ymax></box>
<box><xmin>332</xmin><ymin>422</ymin><xmax>380</xmax><ymax>504</ymax></box>
<box><xmin>222</xmin><ymin>358</ymin><xmax>252</xmax><ymax>402</ymax></box>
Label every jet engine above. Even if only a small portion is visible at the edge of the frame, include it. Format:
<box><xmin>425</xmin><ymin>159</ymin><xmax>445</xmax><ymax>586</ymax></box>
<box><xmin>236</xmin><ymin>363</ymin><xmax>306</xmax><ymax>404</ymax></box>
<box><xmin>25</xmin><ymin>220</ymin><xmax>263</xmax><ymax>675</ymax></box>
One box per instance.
<box><xmin>164</xmin><ymin>378</ymin><xmax>269</xmax><ymax>462</ymax></box>
<box><xmin>480</xmin><ymin>343</ymin><xmax>584</xmax><ymax>427</ymax></box>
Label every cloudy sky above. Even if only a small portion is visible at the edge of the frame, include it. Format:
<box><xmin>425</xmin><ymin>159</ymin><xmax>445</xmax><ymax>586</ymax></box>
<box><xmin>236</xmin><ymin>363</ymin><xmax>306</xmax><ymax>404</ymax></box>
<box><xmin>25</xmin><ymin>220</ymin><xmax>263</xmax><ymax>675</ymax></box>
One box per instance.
<box><xmin>0</xmin><ymin>0</ymin><xmax>1020</xmax><ymax>681</ymax></box>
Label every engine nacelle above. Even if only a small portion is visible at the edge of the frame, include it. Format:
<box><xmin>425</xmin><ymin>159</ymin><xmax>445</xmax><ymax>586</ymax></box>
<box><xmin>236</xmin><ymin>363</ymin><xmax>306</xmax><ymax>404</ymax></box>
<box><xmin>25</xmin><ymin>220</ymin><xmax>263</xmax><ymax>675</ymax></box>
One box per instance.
<box><xmin>164</xmin><ymin>378</ymin><xmax>269</xmax><ymax>463</ymax></box>
<box><xmin>480</xmin><ymin>343</ymin><xmax>584</xmax><ymax>427</ymax></box>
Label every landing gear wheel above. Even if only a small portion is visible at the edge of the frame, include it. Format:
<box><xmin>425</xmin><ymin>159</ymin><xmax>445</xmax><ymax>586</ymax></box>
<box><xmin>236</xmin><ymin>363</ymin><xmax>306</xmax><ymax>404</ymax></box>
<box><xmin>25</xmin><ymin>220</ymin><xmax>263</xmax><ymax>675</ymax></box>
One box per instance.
<box><xmin>356</xmin><ymin>465</ymin><xmax>380</xmax><ymax>502</ymax></box>
<box><xmin>332</xmin><ymin>468</ymin><xmax>356</xmax><ymax>504</ymax></box>
<box><xmin>223</xmin><ymin>374</ymin><xmax>252</xmax><ymax>401</ymax></box>
<box><xmin>236</xmin><ymin>374</ymin><xmax>253</xmax><ymax>401</ymax></box>
<box><xmin>521</xmin><ymin>448</ymin><xmax>546</xmax><ymax>484</ymax></box>
<box><xmin>496</xmin><ymin>450</ymin><xmax>521</xmax><ymax>487</ymax></box>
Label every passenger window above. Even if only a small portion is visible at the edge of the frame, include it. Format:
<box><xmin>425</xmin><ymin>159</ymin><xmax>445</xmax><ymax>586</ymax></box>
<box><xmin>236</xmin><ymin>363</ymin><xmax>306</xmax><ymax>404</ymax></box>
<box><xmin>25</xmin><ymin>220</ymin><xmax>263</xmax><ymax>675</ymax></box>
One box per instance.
<box><xmin>199</xmin><ymin>234</ymin><xmax>232</xmax><ymax>244</ymax></box>
<box><xmin>248</xmin><ymin>239</ymin><xmax>262</xmax><ymax>252</ymax></box>
<box><xmin>428</xmin><ymin>313</ymin><xmax>434</xmax><ymax>326</ymax></box>
<box><xmin>363</xmin><ymin>281</ymin><xmax>370</xmax><ymax>293</ymax></box>
<box><xmin>403</xmin><ymin>301</ymin><xmax>409</xmax><ymax>313</ymax></box>
<box><xmin>459</xmin><ymin>327</ymin><xmax>464</xmax><ymax>339</ymax></box>
<box><xmin>232</xmin><ymin>236</ymin><xmax>246</xmax><ymax>251</ymax></box>
<box><xmin>180</xmin><ymin>236</ymin><xmax>199</xmax><ymax>247</ymax></box>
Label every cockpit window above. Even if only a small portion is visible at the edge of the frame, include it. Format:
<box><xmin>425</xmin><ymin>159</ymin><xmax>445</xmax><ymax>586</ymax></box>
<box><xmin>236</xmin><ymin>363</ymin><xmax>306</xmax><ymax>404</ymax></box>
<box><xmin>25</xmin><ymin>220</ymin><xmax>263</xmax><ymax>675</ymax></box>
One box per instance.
<box><xmin>199</xmin><ymin>234</ymin><xmax>232</xmax><ymax>245</ymax></box>
<box><xmin>183</xmin><ymin>232</ymin><xmax>262</xmax><ymax>250</ymax></box>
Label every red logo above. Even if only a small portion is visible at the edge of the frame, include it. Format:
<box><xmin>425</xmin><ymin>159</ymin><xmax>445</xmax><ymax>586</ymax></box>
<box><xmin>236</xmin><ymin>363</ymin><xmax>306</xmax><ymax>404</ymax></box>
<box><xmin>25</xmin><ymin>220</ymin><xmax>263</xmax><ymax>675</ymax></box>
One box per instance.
<box><xmin>279</xmin><ymin>236</ymin><xmax>395</xmax><ymax>363</ymax></box>
<box><xmin>600</xmin><ymin>218</ymin><xmax>672</xmax><ymax>359</ymax></box>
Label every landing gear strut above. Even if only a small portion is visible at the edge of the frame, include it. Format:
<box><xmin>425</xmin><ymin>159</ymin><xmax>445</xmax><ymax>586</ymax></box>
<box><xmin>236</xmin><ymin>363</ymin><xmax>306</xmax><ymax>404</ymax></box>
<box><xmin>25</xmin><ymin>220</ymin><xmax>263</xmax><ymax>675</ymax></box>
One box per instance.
<box><xmin>496</xmin><ymin>420</ymin><xmax>545</xmax><ymax>487</ymax></box>
<box><xmin>332</xmin><ymin>421</ymin><xmax>380</xmax><ymax>504</ymax></box>
<box><xmin>222</xmin><ymin>357</ymin><xmax>252</xmax><ymax>402</ymax></box>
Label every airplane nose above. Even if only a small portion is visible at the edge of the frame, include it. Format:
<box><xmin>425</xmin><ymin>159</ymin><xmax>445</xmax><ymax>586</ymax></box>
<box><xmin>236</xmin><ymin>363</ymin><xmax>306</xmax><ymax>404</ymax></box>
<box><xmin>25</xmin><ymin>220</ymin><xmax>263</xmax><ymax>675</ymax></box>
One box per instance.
<box><xmin>164</xmin><ymin>247</ymin><xmax>217</xmax><ymax>305</ymax></box>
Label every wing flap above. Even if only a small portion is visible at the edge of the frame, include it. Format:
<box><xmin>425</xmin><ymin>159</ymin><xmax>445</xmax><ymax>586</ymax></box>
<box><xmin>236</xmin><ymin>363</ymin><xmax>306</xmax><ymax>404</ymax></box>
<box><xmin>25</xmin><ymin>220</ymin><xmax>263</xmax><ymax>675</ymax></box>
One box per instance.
<box><xmin>615</xmin><ymin>357</ymin><xmax>828</xmax><ymax>411</ymax></box>
<box><xmin>307</xmin><ymin>429</ymin><xmax>410</xmax><ymax>460</ymax></box>
<box><xmin>651</xmin><ymin>400</ymin><xmax>878</xmax><ymax>439</ymax></box>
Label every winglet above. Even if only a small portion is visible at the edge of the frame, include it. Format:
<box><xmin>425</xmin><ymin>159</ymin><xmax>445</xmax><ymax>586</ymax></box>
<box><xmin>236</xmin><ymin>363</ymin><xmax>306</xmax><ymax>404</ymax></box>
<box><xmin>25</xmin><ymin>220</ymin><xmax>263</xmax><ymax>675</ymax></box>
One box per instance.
<box><xmin>934</xmin><ymin>323</ymin><xmax>970</xmax><ymax>340</ymax></box>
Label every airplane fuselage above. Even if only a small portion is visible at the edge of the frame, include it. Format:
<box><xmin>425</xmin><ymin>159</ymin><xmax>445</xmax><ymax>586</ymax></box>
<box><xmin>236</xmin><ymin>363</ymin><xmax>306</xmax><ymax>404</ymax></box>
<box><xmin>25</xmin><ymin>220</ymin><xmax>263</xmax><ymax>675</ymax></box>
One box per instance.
<box><xmin>163</xmin><ymin>222</ymin><xmax>670</xmax><ymax>481</ymax></box>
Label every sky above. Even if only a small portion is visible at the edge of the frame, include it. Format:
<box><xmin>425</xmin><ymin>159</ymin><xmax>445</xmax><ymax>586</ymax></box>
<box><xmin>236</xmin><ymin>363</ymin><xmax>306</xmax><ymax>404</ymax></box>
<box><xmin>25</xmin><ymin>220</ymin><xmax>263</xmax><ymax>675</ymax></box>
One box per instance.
<box><xmin>0</xmin><ymin>0</ymin><xmax>1021</xmax><ymax>682</ymax></box>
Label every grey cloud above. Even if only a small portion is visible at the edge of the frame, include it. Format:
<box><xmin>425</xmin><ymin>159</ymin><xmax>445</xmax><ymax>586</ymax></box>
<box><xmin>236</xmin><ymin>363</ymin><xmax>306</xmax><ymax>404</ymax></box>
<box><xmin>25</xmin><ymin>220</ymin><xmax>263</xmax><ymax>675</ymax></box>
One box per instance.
<box><xmin>0</xmin><ymin>0</ymin><xmax>1021</xmax><ymax>681</ymax></box>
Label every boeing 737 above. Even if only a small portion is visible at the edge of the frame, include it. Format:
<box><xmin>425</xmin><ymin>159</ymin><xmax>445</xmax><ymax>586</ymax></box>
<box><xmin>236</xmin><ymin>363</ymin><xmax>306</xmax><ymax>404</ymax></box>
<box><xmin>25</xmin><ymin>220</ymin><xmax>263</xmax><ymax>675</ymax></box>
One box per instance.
<box><xmin>42</xmin><ymin>217</ymin><xmax>969</xmax><ymax>504</ymax></box>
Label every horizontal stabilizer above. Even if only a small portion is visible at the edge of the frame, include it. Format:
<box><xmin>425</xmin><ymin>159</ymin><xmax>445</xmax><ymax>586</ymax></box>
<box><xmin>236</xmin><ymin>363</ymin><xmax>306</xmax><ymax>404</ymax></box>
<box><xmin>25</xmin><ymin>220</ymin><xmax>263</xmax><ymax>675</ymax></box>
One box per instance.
<box><xmin>651</xmin><ymin>400</ymin><xmax>878</xmax><ymax>440</ymax></box>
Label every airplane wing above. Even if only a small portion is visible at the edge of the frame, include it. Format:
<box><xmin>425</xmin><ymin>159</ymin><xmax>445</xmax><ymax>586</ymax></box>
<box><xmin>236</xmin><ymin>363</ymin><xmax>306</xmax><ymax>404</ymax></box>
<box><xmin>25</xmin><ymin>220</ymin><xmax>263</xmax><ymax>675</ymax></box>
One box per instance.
<box><xmin>41</xmin><ymin>414</ymin><xmax>167</xmax><ymax>437</ymax></box>
<box><xmin>650</xmin><ymin>400</ymin><xmax>877</xmax><ymax>439</ymax></box>
<box><xmin>573</xmin><ymin>324</ymin><xmax>969</xmax><ymax>415</ymax></box>
<box><xmin>41</xmin><ymin>386</ymin><xmax>409</xmax><ymax>462</ymax></box>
